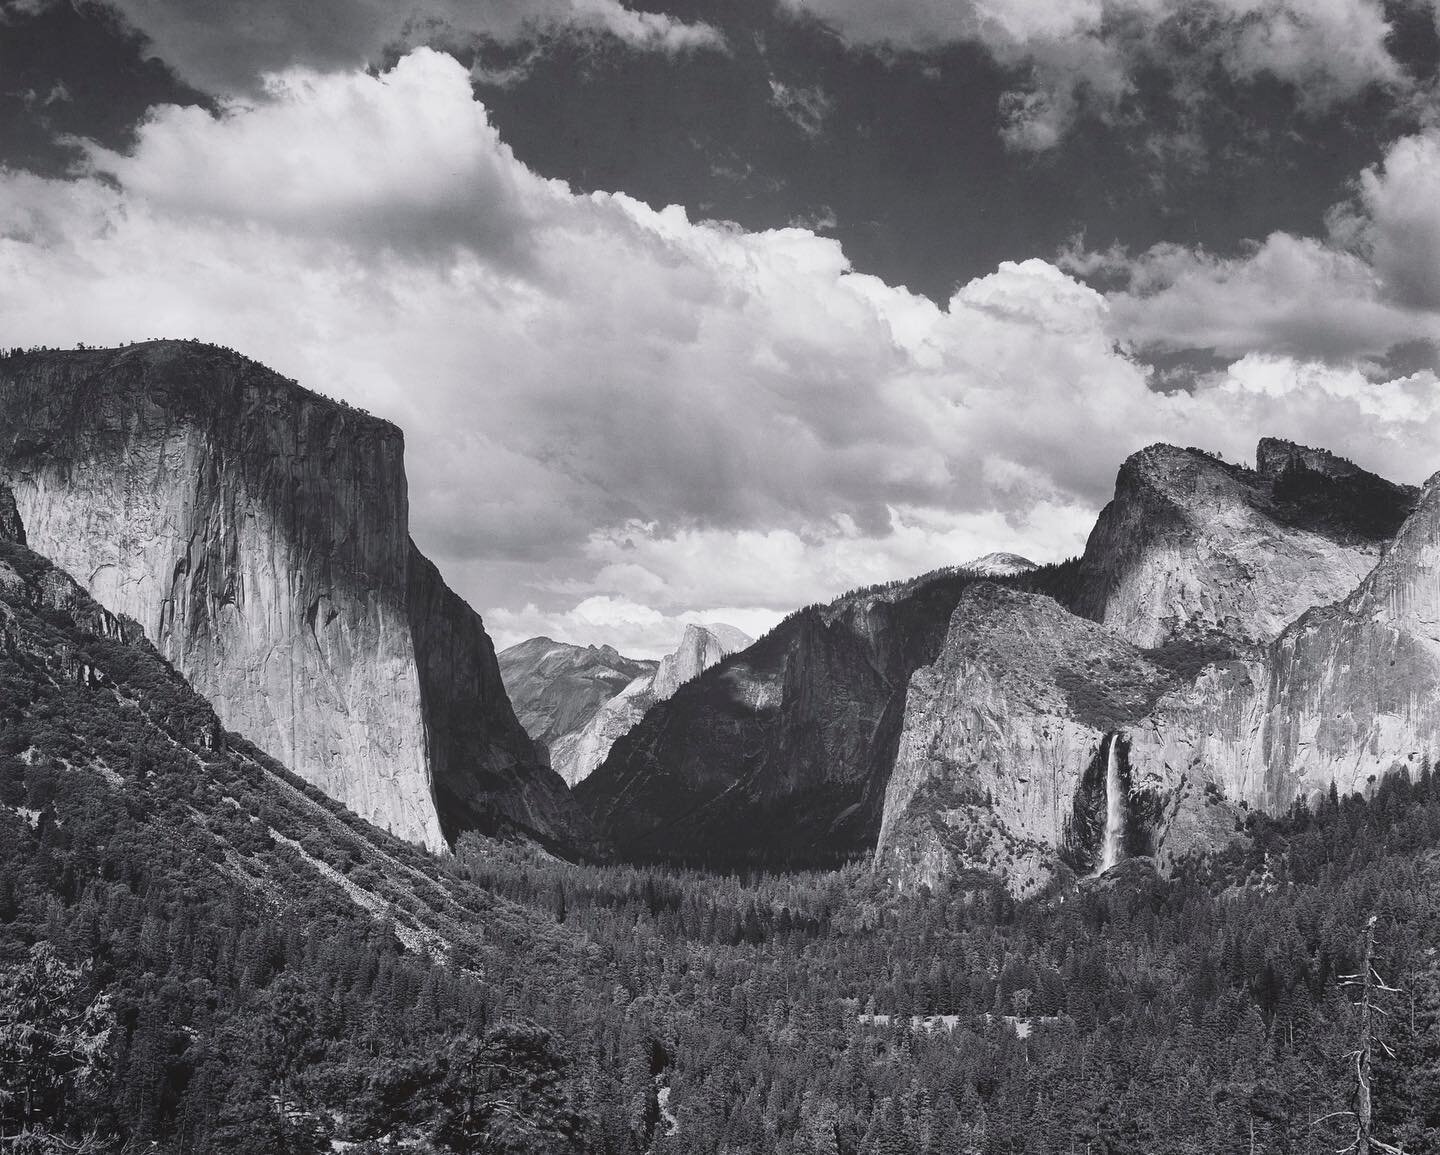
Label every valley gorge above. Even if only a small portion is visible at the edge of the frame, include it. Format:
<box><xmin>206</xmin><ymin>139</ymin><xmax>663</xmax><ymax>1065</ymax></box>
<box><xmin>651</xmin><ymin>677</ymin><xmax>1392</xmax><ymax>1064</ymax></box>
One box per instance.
<box><xmin>6</xmin><ymin>349</ymin><xmax>1440</xmax><ymax>1154</ymax></box>
<box><xmin>3</xmin><ymin>340</ymin><xmax>1436</xmax><ymax>902</ymax></box>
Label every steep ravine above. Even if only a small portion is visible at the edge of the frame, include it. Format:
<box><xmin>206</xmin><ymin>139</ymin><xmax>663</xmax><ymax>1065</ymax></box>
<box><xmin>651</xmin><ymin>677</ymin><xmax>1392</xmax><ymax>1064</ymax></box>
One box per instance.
<box><xmin>0</xmin><ymin>342</ymin><xmax>582</xmax><ymax>852</ymax></box>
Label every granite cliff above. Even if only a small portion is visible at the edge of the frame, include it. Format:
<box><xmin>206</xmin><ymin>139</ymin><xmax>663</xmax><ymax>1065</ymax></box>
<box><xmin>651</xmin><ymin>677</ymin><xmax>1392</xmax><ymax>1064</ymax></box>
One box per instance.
<box><xmin>1132</xmin><ymin>466</ymin><xmax>1440</xmax><ymax>815</ymax></box>
<box><xmin>0</xmin><ymin>480</ymin><xmax>586</xmax><ymax>974</ymax></box>
<box><xmin>876</xmin><ymin>584</ymin><xmax>1166</xmax><ymax>894</ymax></box>
<box><xmin>0</xmin><ymin>342</ymin><xmax>583</xmax><ymax>852</ymax></box>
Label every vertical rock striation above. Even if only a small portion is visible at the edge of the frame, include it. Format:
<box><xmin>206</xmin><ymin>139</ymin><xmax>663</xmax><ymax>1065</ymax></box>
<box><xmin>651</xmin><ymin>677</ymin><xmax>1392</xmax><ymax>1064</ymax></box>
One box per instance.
<box><xmin>1254</xmin><ymin>470</ymin><xmax>1440</xmax><ymax>802</ymax></box>
<box><xmin>881</xmin><ymin>441</ymin><xmax>1426</xmax><ymax>894</ymax></box>
<box><xmin>0</xmin><ymin>342</ymin><xmax>580</xmax><ymax>852</ymax></box>
<box><xmin>1140</xmin><ymin>468</ymin><xmax>1440</xmax><ymax>813</ymax></box>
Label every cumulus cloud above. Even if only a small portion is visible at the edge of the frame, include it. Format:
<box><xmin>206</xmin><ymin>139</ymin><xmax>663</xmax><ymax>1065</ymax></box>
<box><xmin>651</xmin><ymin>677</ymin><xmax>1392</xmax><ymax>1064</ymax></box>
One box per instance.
<box><xmin>1337</xmin><ymin>130</ymin><xmax>1440</xmax><ymax>311</ymax></box>
<box><xmin>92</xmin><ymin>0</ymin><xmax>722</xmax><ymax>93</ymax></box>
<box><xmin>4</xmin><ymin>49</ymin><xmax>1439</xmax><ymax>649</ymax></box>
<box><xmin>780</xmin><ymin>0</ymin><xmax>1407</xmax><ymax>149</ymax></box>
<box><xmin>1066</xmin><ymin>128</ymin><xmax>1440</xmax><ymax>363</ymax></box>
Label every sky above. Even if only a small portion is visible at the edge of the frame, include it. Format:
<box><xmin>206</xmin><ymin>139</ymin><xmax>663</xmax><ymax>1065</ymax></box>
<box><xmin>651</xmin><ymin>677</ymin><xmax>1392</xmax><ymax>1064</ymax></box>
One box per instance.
<box><xmin>2</xmin><ymin>0</ymin><xmax>1440</xmax><ymax>658</ymax></box>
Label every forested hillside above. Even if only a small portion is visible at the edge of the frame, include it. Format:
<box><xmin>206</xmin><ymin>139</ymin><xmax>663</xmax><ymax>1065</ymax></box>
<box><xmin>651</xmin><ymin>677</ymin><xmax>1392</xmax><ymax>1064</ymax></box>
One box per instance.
<box><xmin>4</xmin><ymin>508</ymin><xmax>1440</xmax><ymax>1153</ymax></box>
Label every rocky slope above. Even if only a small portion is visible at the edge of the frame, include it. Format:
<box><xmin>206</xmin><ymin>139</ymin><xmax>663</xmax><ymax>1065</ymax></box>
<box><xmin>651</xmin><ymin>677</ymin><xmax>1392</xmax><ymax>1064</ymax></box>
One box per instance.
<box><xmin>498</xmin><ymin>637</ymin><xmax>656</xmax><ymax>772</ymax></box>
<box><xmin>1256</xmin><ymin>470</ymin><xmax>1440</xmax><ymax>801</ymax></box>
<box><xmin>549</xmin><ymin>624</ymin><xmax>751</xmax><ymax>786</ymax></box>
<box><xmin>576</xmin><ymin>565</ymin><xmax>1077</xmax><ymax>866</ymax></box>
<box><xmin>875</xmin><ymin>584</ymin><xmax>1164</xmax><ymax>894</ymax></box>
<box><xmin>874</xmin><ymin>582</ymin><xmax>1247</xmax><ymax>894</ymax></box>
<box><xmin>1074</xmin><ymin>439</ymin><xmax>1415</xmax><ymax>648</ymax></box>
<box><xmin>0</xmin><ymin>342</ymin><xmax>582</xmax><ymax>852</ymax></box>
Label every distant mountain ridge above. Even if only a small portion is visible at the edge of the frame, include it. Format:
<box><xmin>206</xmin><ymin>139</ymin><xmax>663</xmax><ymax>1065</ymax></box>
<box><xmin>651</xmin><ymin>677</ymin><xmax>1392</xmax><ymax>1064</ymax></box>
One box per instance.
<box><xmin>0</xmin><ymin>342</ymin><xmax>588</xmax><ymax>853</ymax></box>
<box><xmin>962</xmin><ymin>552</ymin><xmax>1038</xmax><ymax>577</ymax></box>
<box><xmin>498</xmin><ymin>637</ymin><xmax>657</xmax><ymax>768</ymax></box>
<box><xmin>575</xmin><ymin>564</ymin><xmax>1077</xmax><ymax>866</ymax></box>
<box><xmin>506</xmin><ymin>624</ymin><xmax>752</xmax><ymax>787</ymax></box>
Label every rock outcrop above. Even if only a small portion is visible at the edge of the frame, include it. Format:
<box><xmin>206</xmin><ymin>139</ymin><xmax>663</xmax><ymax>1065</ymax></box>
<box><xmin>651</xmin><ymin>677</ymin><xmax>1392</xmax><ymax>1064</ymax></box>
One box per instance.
<box><xmin>1255</xmin><ymin>470</ymin><xmax>1440</xmax><ymax>802</ymax></box>
<box><xmin>407</xmin><ymin>551</ymin><xmax>593</xmax><ymax>848</ymax></box>
<box><xmin>1074</xmin><ymin>441</ymin><xmax>1415</xmax><ymax>648</ymax></box>
<box><xmin>0</xmin><ymin>342</ymin><xmax>582</xmax><ymax>852</ymax></box>
<box><xmin>0</xmin><ymin>495</ymin><xmax>591</xmax><ymax>981</ymax></box>
<box><xmin>498</xmin><ymin>637</ymin><xmax>656</xmax><ymax>772</ymax></box>
<box><xmin>876</xmin><ymin>584</ymin><xmax>1177</xmax><ymax>895</ymax></box>
<box><xmin>549</xmin><ymin>624</ymin><xmax>750</xmax><ymax>786</ymax></box>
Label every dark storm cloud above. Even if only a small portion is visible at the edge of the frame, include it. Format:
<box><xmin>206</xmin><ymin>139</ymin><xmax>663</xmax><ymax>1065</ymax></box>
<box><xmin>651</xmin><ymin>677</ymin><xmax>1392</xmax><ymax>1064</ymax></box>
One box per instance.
<box><xmin>777</xmin><ymin>0</ymin><xmax>1424</xmax><ymax>148</ymax></box>
<box><xmin>4</xmin><ymin>0</ymin><xmax>1434</xmax><ymax>305</ymax></box>
<box><xmin>0</xmin><ymin>1</ymin><xmax>204</xmax><ymax>176</ymax></box>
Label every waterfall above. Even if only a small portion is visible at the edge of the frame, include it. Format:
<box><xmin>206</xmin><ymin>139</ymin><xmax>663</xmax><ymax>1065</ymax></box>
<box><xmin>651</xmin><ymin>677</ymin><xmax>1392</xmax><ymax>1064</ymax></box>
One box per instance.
<box><xmin>1098</xmin><ymin>733</ymin><xmax>1124</xmax><ymax>873</ymax></box>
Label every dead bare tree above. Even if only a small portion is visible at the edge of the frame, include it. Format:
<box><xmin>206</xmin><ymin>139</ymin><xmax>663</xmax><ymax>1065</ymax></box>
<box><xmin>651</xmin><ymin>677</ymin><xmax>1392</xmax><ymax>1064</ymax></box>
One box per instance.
<box><xmin>1315</xmin><ymin>914</ymin><xmax>1407</xmax><ymax>1155</ymax></box>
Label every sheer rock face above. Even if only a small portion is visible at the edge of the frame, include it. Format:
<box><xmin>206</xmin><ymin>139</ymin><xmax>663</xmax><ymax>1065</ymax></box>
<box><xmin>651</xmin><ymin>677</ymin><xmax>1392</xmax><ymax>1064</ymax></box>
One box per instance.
<box><xmin>546</xmin><ymin>625</ymin><xmax>749</xmax><ymax>787</ymax></box>
<box><xmin>0</xmin><ymin>485</ymin><xmax>24</xmax><ymax>545</ymax></box>
<box><xmin>1141</xmin><ymin>470</ymin><xmax>1440</xmax><ymax>814</ymax></box>
<box><xmin>651</xmin><ymin>624</ymin><xmax>752</xmax><ymax>700</ymax></box>
<box><xmin>1257</xmin><ymin>472</ymin><xmax>1440</xmax><ymax>801</ymax></box>
<box><xmin>1074</xmin><ymin>441</ymin><xmax>1415</xmax><ymax>648</ymax></box>
<box><xmin>876</xmin><ymin>585</ymin><xmax>1172</xmax><ymax>895</ymax></box>
<box><xmin>498</xmin><ymin>638</ymin><xmax>656</xmax><ymax>773</ymax></box>
<box><xmin>0</xmin><ymin>343</ymin><xmax>579</xmax><ymax>852</ymax></box>
<box><xmin>576</xmin><ymin>569</ymin><xmax>997</xmax><ymax>866</ymax></box>
<box><xmin>406</xmin><ymin>550</ymin><xmax>592</xmax><ymax>849</ymax></box>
